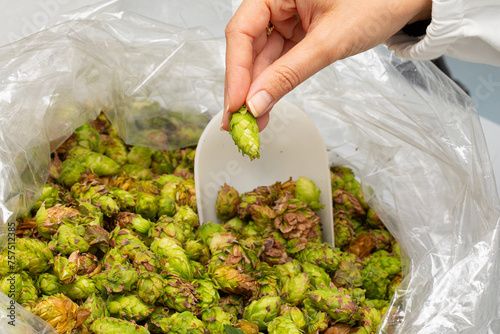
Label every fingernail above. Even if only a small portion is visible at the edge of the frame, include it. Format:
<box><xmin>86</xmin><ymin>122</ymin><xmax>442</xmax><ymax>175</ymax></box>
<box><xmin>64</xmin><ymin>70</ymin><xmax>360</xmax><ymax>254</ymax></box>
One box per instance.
<box><xmin>247</xmin><ymin>90</ymin><xmax>273</xmax><ymax>117</ymax></box>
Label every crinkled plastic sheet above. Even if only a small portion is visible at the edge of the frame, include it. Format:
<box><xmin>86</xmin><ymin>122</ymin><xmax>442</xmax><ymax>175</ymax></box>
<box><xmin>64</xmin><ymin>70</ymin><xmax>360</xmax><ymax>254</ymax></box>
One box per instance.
<box><xmin>0</xmin><ymin>0</ymin><xmax>499</xmax><ymax>333</ymax></box>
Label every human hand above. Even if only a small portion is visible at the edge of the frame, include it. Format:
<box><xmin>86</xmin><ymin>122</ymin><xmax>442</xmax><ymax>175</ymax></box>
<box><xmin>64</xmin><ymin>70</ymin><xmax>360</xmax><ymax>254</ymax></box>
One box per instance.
<box><xmin>221</xmin><ymin>0</ymin><xmax>431</xmax><ymax>131</ymax></box>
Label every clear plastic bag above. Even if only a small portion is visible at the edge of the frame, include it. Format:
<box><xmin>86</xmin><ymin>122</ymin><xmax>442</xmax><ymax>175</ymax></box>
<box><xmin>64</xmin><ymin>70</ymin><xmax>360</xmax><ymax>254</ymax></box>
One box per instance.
<box><xmin>0</xmin><ymin>0</ymin><xmax>498</xmax><ymax>333</ymax></box>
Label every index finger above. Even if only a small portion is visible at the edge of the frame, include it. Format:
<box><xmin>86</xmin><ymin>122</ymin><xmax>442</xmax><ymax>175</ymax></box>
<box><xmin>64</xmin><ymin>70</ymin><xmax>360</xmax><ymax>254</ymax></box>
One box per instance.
<box><xmin>222</xmin><ymin>0</ymin><xmax>271</xmax><ymax>131</ymax></box>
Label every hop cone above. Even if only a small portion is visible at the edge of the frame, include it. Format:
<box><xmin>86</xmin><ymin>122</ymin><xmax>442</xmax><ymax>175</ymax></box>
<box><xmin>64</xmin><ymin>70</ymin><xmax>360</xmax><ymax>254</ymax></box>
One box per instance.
<box><xmin>202</xmin><ymin>307</ymin><xmax>235</xmax><ymax>334</ymax></box>
<box><xmin>35</xmin><ymin>203</ymin><xmax>80</xmax><ymax>239</ymax></box>
<box><xmin>137</xmin><ymin>272</ymin><xmax>165</xmax><ymax>305</ymax></box>
<box><xmin>307</xmin><ymin>287</ymin><xmax>360</xmax><ymax>324</ymax></box>
<box><xmin>81</xmin><ymin>292</ymin><xmax>109</xmax><ymax>326</ymax></box>
<box><xmin>114</xmin><ymin>212</ymin><xmax>152</xmax><ymax>235</ymax></box>
<box><xmin>90</xmin><ymin>317</ymin><xmax>150</xmax><ymax>334</ymax></box>
<box><xmin>107</xmin><ymin>294</ymin><xmax>155</xmax><ymax>321</ymax></box>
<box><xmin>334</xmin><ymin>211</ymin><xmax>357</xmax><ymax>249</ymax></box>
<box><xmin>229</xmin><ymin>105</ymin><xmax>260</xmax><ymax>161</ymax></box>
<box><xmin>32</xmin><ymin>293</ymin><xmax>91</xmax><ymax>334</ymax></box>
<box><xmin>296</xmin><ymin>242</ymin><xmax>343</xmax><ymax>273</ymax></box>
<box><xmin>333</xmin><ymin>257</ymin><xmax>364</xmax><ymax>289</ymax></box>
<box><xmin>216</xmin><ymin>183</ymin><xmax>241</xmax><ymax>220</ymax></box>
<box><xmin>281</xmin><ymin>272</ymin><xmax>310</xmax><ymax>306</ymax></box>
<box><xmin>36</xmin><ymin>273</ymin><xmax>62</xmax><ymax>296</ymax></box>
<box><xmin>279</xmin><ymin>305</ymin><xmax>307</xmax><ymax>331</ymax></box>
<box><xmin>243</xmin><ymin>296</ymin><xmax>281</xmax><ymax>330</ymax></box>
<box><xmin>16</xmin><ymin>237</ymin><xmax>53</xmax><ymax>275</ymax></box>
<box><xmin>295</xmin><ymin>176</ymin><xmax>323</xmax><ymax>211</ymax></box>
<box><xmin>49</xmin><ymin>224</ymin><xmax>90</xmax><ymax>255</ymax></box>
<box><xmin>267</xmin><ymin>316</ymin><xmax>302</xmax><ymax>334</ymax></box>
<box><xmin>273</xmin><ymin>194</ymin><xmax>321</xmax><ymax>248</ymax></box>
<box><xmin>127</xmin><ymin>146</ymin><xmax>154</xmax><ymax>168</ymax></box>
<box><xmin>218</xmin><ymin>295</ymin><xmax>244</xmax><ymax>319</ymax></box>
<box><xmin>192</xmin><ymin>278</ymin><xmax>220</xmax><ymax>313</ymax></box>
<box><xmin>166</xmin><ymin>311</ymin><xmax>207</xmax><ymax>334</ymax></box>
<box><xmin>32</xmin><ymin>183</ymin><xmax>60</xmax><ymax>211</ymax></box>
<box><xmin>302</xmin><ymin>262</ymin><xmax>331</xmax><ymax>289</ymax></box>
<box><xmin>97</xmin><ymin>263</ymin><xmax>139</xmax><ymax>294</ymax></box>
<box><xmin>53</xmin><ymin>255</ymin><xmax>78</xmax><ymax>283</ymax></box>
<box><xmin>104</xmin><ymin>136</ymin><xmax>128</xmax><ymax>165</ymax></box>
<box><xmin>161</xmin><ymin>275</ymin><xmax>199</xmax><ymax>312</ymax></box>
<box><xmin>61</xmin><ymin>275</ymin><xmax>98</xmax><ymax>301</ymax></box>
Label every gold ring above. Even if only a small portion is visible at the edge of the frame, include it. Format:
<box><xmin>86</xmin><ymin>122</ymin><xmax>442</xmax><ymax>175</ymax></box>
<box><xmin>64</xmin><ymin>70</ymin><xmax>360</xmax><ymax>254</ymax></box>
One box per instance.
<box><xmin>266</xmin><ymin>23</ymin><xmax>275</xmax><ymax>36</ymax></box>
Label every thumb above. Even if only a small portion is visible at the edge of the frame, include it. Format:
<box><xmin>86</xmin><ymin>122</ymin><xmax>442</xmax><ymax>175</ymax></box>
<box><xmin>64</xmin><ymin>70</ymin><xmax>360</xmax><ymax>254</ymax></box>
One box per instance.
<box><xmin>246</xmin><ymin>25</ymin><xmax>339</xmax><ymax>117</ymax></box>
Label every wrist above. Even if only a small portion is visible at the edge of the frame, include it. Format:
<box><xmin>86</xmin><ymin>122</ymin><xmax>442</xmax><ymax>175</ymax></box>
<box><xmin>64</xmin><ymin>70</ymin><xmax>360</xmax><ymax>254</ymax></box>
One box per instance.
<box><xmin>407</xmin><ymin>0</ymin><xmax>432</xmax><ymax>25</ymax></box>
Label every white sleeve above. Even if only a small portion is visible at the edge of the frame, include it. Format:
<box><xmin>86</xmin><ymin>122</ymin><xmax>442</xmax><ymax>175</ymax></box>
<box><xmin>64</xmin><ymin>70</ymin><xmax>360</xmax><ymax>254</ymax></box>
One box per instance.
<box><xmin>385</xmin><ymin>0</ymin><xmax>500</xmax><ymax>66</ymax></box>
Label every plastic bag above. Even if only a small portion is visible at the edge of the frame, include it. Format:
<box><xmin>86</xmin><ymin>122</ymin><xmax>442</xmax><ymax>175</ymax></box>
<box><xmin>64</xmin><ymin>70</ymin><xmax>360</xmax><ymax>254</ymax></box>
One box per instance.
<box><xmin>0</xmin><ymin>0</ymin><xmax>498</xmax><ymax>333</ymax></box>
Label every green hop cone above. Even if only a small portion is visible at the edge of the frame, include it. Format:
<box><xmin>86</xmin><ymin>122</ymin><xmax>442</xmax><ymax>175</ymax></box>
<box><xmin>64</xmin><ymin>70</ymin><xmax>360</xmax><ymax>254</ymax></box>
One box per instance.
<box><xmin>107</xmin><ymin>294</ymin><xmax>155</xmax><ymax>322</ymax></box>
<box><xmin>197</xmin><ymin>222</ymin><xmax>226</xmax><ymax>246</ymax></box>
<box><xmin>166</xmin><ymin>311</ymin><xmax>207</xmax><ymax>334</ymax></box>
<box><xmin>294</xmin><ymin>176</ymin><xmax>323</xmax><ymax>211</ymax></box>
<box><xmin>110</xmin><ymin>188</ymin><xmax>136</xmax><ymax>211</ymax></box>
<box><xmin>334</xmin><ymin>211</ymin><xmax>357</xmax><ymax>249</ymax></box>
<box><xmin>99</xmin><ymin>263</ymin><xmax>139</xmax><ymax>294</ymax></box>
<box><xmin>184</xmin><ymin>239</ymin><xmax>211</xmax><ymax>265</ymax></box>
<box><xmin>229</xmin><ymin>105</ymin><xmax>260</xmax><ymax>161</ymax></box>
<box><xmin>173</xmin><ymin>205</ymin><xmax>199</xmax><ymax>229</ymax></box>
<box><xmin>82</xmin><ymin>152</ymin><xmax>121</xmax><ymax>176</ymax></box>
<box><xmin>121</xmin><ymin>164</ymin><xmax>154</xmax><ymax>180</ymax></box>
<box><xmin>281</xmin><ymin>272</ymin><xmax>310</xmax><ymax>306</ymax></box>
<box><xmin>90</xmin><ymin>317</ymin><xmax>150</xmax><ymax>334</ymax></box>
<box><xmin>243</xmin><ymin>296</ymin><xmax>281</xmax><ymax>330</ymax></box>
<box><xmin>127</xmin><ymin>146</ymin><xmax>154</xmax><ymax>168</ymax></box>
<box><xmin>1</xmin><ymin>272</ymin><xmax>38</xmax><ymax>305</ymax></box>
<box><xmin>192</xmin><ymin>278</ymin><xmax>220</xmax><ymax>312</ymax></box>
<box><xmin>218</xmin><ymin>295</ymin><xmax>244</xmax><ymax>319</ymax></box>
<box><xmin>216</xmin><ymin>184</ymin><xmax>241</xmax><ymax>220</ymax></box>
<box><xmin>137</xmin><ymin>272</ymin><xmax>165</xmax><ymax>305</ymax></box>
<box><xmin>150</xmin><ymin>216</ymin><xmax>190</xmax><ymax>244</ymax></box>
<box><xmin>35</xmin><ymin>203</ymin><xmax>80</xmax><ymax>239</ymax></box>
<box><xmin>32</xmin><ymin>183</ymin><xmax>60</xmax><ymax>211</ymax></box>
<box><xmin>61</xmin><ymin>275</ymin><xmax>98</xmax><ymax>300</ymax></box>
<box><xmin>74</xmin><ymin>123</ymin><xmax>105</xmax><ymax>153</ymax></box>
<box><xmin>158</xmin><ymin>195</ymin><xmax>177</xmax><ymax>217</ymax></box>
<box><xmin>279</xmin><ymin>305</ymin><xmax>307</xmax><ymax>332</ymax></box>
<box><xmin>296</xmin><ymin>242</ymin><xmax>343</xmax><ymax>273</ymax></box>
<box><xmin>306</xmin><ymin>287</ymin><xmax>360</xmax><ymax>325</ymax></box>
<box><xmin>109</xmin><ymin>227</ymin><xmax>149</xmax><ymax>258</ymax></box>
<box><xmin>53</xmin><ymin>254</ymin><xmax>78</xmax><ymax>283</ymax></box>
<box><xmin>115</xmin><ymin>212</ymin><xmax>153</xmax><ymax>235</ymax></box>
<box><xmin>134</xmin><ymin>192</ymin><xmax>159</xmax><ymax>220</ymax></box>
<box><xmin>49</xmin><ymin>224</ymin><xmax>90</xmax><ymax>255</ymax></box>
<box><xmin>302</xmin><ymin>262</ymin><xmax>332</xmax><ymax>289</ymax></box>
<box><xmin>267</xmin><ymin>316</ymin><xmax>302</xmax><ymax>334</ymax></box>
<box><xmin>36</xmin><ymin>273</ymin><xmax>62</xmax><ymax>296</ymax></box>
<box><xmin>202</xmin><ymin>307</ymin><xmax>235</xmax><ymax>334</ymax></box>
<box><xmin>57</xmin><ymin>159</ymin><xmax>87</xmax><ymax>188</ymax></box>
<box><xmin>81</xmin><ymin>292</ymin><xmax>109</xmax><ymax>326</ymax></box>
<box><xmin>151</xmin><ymin>237</ymin><xmax>193</xmax><ymax>280</ymax></box>
<box><xmin>16</xmin><ymin>237</ymin><xmax>54</xmax><ymax>275</ymax></box>
<box><xmin>161</xmin><ymin>275</ymin><xmax>198</xmax><ymax>312</ymax></box>
<box><xmin>104</xmin><ymin>136</ymin><xmax>129</xmax><ymax>165</ymax></box>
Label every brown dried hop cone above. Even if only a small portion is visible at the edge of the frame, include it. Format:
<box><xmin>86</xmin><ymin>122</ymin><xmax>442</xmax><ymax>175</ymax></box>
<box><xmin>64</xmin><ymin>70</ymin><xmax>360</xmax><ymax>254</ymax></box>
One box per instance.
<box><xmin>32</xmin><ymin>294</ymin><xmax>91</xmax><ymax>334</ymax></box>
<box><xmin>332</xmin><ymin>189</ymin><xmax>366</xmax><ymax>218</ymax></box>
<box><xmin>260</xmin><ymin>237</ymin><xmax>290</xmax><ymax>266</ymax></box>
<box><xmin>273</xmin><ymin>193</ymin><xmax>321</xmax><ymax>250</ymax></box>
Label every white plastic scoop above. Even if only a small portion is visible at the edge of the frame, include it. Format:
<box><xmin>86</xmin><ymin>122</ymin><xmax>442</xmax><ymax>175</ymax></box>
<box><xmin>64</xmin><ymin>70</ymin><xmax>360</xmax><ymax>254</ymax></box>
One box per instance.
<box><xmin>194</xmin><ymin>100</ymin><xmax>334</xmax><ymax>246</ymax></box>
